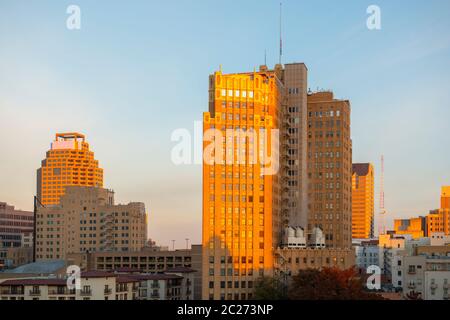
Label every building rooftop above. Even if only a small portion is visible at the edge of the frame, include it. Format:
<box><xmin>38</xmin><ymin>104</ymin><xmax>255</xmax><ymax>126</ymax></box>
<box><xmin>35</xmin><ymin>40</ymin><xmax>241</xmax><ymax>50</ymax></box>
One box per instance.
<box><xmin>116</xmin><ymin>276</ymin><xmax>140</xmax><ymax>284</ymax></box>
<box><xmin>0</xmin><ymin>278</ymin><xmax>66</xmax><ymax>286</ymax></box>
<box><xmin>165</xmin><ymin>267</ymin><xmax>196</xmax><ymax>273</ymax></box>
<box><xmin>7</xmin><ymin>260</ymin><xmax>66</xmax><ymax>274</ymax></box>
<box><xmin>131</xmin><ymin>274</ymin><xmax>183</xmax><ymax>281</ymax></box>
<box><xmin>81</xmin><ymin>271</ymin><xmax>116</xmax><ymax>278</ymax></box>
<box><xmin>113</xmin><ymin>267</ymin><xmax>143</xmax><ymax>274</ymax></box>
<box><xmin>352</xmin><ymin>163</ymin><xmax>371</xmax><ymax>176</ymax></box>
<box><xmin>55</xmin><ymin>132</ymin><xmax>85</xmax><ymax>141</ymax></box>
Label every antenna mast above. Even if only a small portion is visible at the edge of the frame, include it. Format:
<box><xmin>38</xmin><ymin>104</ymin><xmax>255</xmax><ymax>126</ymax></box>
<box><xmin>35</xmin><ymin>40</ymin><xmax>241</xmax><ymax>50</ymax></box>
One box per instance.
<box><xmin>379</xmin><ymin>155</ymin><xmax>386</xmax><ymax>236</ymax></box>
<box><xmin>279</xmin><ymin>2</ymin><xmax>282</xmax><ymax>65</ymax></box>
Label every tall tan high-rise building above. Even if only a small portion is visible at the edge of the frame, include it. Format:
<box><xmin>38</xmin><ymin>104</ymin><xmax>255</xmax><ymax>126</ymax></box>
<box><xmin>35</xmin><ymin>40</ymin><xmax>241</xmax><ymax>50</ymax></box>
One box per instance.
<box><xmin>351</xmin><ymin>163</ymin><xmax>374</xmax><ymax>239</ymax></box>
<box><xmin>35</xmin><ymin>186</ymin><xmax>147</xmax><ymax>260</ymax></box>
<box><xmin>280</xmin><ymin>63</ymin><xmax>309</xmax><ymax>228</ymax></box>
<box><xmin>37</xmin><ymin>133</ymin><xmax>103</xmax><ymax>206</ymax></box>
<box><xmin>202</xmin><ymin>63</ymin><xmax>309</xmax><ymax>300</ymax></box>
<box><xmin>307</xmin><ymin>91</ymin><xmax>352</xmax><ymax>249</ymax></box>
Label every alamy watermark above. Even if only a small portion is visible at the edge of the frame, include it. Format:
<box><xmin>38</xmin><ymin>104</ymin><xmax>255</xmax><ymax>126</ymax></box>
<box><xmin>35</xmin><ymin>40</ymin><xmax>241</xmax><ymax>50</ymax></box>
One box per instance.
<box><xmin>366</xmin><ymin>265</ymin><xmax>381</xmax><ymax>290</ymax></box>
<box><xmin>66</xmin><ymin>5</ymin><xmax>81</xmax><ymax>30</ymax></box>
<box><xmin>66</xmin><ymin>265</ymin><xmax>81</xmax><ymax>290</ymax></box>
<box><xmin>171</xmin><ymin>122</ymin><xmax>280</xmax><ymax>176</ymax></box>
<box><xmin>366</xmin><ymin>5</ymin><xmax>381</xmax><ymax>30</ymax></box>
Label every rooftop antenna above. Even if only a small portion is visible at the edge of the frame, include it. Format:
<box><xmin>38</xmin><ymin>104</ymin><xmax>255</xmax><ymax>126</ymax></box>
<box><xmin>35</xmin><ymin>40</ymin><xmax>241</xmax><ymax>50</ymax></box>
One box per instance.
<box><xmin>279</xmin><ymin>2</ymin><xmax>283</xmax><ymax>65</ymax></box>
<box><xmin>264</xmin><ymin>50</ymin><xmax>267</xmax><ymax>66</ymax></box>
<box><xmin>379</xmin><ymin>155</ymin><xmax>386</xmax><ymax>236</ymax></box>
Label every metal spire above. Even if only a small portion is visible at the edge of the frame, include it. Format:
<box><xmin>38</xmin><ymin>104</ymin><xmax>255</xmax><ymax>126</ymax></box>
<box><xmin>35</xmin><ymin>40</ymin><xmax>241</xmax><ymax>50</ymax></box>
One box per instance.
<box><xmin>279</xmin><ymin>2</ymin><xmax>283</xmax><ymax>65</ymax></box>
<box><xmin>379</xmin><ymin>155</ymin><xmax>386</xmax><ymax>236</ymax></box>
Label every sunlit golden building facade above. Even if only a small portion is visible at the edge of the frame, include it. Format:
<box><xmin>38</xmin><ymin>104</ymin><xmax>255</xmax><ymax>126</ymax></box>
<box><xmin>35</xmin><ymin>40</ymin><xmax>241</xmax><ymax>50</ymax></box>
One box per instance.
<box><xmin>394</xmin><ymin>217</ymin><xmax>426</xmax><ymax>239</ymax></box>
<box><xmin>427</xmin><ymin>209</ymin><xmax>450</xmax><ymax>236</ymax></box>
<box><xmin>392</xmin><ymin>187</ymin><xmax>450</xmax><ymax>239</ymax></box>
<box><xmin>201</xmin><ymin>64</ymin><xmax>355</xmax><ymax>300</ymax></box>
<box><xmin>441</xmin><ymin>186</ymin><xmax>450</xmax><ymax>209</ymax></box>
<box><xmin>351</xmin><ymin>163</ymin><xmax>374</xmax><ymax>239</ymax></box>
<box><xmin>427</xmin><ymin>187</ymin><xmax>450</xmax><ymax>236</ymax></box>
<box><xmin>202</xmin><ymin>65</ymin><xmax>283</xmax><ymax>300</ymax></box>
<box><xmin>307</xmin><ymin>92</ymin><xmax>352</xmax><ymax>249</ymax></box>
<box><xmin>37</xmin><ymin>133</ymin><xmax>103</xmax><ymax>205</ymax></box>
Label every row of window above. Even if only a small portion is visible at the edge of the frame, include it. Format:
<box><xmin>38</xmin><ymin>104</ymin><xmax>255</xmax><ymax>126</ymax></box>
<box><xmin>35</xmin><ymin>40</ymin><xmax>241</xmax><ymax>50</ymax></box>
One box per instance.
<box><xmin>212</xmin><ymin>280</ymin><xmax>255</xmax><ymax>290</ymax></box>
<box><xmin>221</xmin><ymin>89</ymin><xmax>255</xmax><ymax>98</ymax></box>
<box><xmin>309</xmin><ymin>110</ymin><xmax>341</xmax><ymax>118</ymax></box>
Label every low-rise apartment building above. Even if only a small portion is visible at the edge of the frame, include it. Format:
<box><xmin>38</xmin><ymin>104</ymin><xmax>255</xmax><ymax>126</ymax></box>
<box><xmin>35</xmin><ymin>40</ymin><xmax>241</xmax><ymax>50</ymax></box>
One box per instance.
<box><xmin>0</xmin><ymin>269</ymin><xmax>194</xmax><ymax>300</ymax></box>
<box><xmin>134</xmin><ymin>273</ymin><xmax>184</xmax><ymax>300</ymax></box>
<box><xmin>0</xmin><ymin>271</ymin><xmax>132</xmax><ymax>300</ymax></box>
<box><xmin>275</xmin><ymin>247</ymin><xmax>355</xmax><ymax>278</ymax></box>
<box><xmin>402</xmin><ymin>248</ymin><xmax>450</xmax><ymax>300</ymax></box>
<box><xmin>67</xmin><ymin>244</ymin><xmax>202</xmax><ymax>299</ymax></box>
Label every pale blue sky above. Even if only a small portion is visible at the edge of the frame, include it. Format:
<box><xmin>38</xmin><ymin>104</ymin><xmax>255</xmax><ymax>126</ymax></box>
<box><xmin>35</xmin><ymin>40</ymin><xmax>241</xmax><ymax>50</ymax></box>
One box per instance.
<box><xmin>0</xmin><ymin>0</ymin><xmax>449</xmax><ymax>247</ymax></box>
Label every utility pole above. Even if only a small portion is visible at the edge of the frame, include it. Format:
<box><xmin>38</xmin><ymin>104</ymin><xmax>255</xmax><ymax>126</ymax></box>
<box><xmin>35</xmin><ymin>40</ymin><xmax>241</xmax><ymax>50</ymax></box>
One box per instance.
<box><xmin>378</xmin><ymin>155</ymin><xmax>386</xmax><ymax>236</ymax></box>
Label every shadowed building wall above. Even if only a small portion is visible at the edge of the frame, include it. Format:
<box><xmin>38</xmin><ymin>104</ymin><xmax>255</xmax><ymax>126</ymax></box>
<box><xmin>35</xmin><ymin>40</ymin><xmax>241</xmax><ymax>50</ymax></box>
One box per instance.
<box><xmin>307</xmin><ymin>91</ymin><xmax>352</xmax><ymax>249</ymax></box>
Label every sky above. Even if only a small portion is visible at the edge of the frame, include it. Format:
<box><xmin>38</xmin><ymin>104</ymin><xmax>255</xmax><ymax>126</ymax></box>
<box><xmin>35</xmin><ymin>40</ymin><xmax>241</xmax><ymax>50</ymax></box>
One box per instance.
<box><xmin>0</xmin><ymin>0</ymin><xmax>449</xmax><ymax>248</ymax></box>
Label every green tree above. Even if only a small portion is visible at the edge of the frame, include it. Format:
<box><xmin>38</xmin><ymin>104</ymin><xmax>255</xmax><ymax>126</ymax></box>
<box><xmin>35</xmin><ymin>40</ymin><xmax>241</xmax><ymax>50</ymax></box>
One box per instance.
<box><xmin>254</xmin><ymin>276</ymin><xmax>287</xmax><ymax>300</ymax></box>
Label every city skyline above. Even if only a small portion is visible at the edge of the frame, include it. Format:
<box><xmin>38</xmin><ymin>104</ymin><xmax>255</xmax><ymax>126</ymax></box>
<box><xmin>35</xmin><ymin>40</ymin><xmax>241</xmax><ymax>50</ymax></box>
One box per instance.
<box><xmin>1</xmin><ymin>0</ymin><xmax>450</xmax><ymax>248</ymax></box>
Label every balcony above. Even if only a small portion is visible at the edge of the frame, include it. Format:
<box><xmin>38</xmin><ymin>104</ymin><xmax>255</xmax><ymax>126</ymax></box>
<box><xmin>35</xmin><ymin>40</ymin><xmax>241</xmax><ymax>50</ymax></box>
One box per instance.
<box><xmin>48</xmin><ymin>288</ymin><xmax>76</xmax><ymax>295</ymax></box>
<box><xmin>430</xmin><ymin>283</ymin><xmax>438</xmax><ymax>290</ymax></box>
<box><xmin>104</xmin><ymin>288</ymin><xmax>112</xmax><ymax>295</ymax></box>
<box><xmin>408</xmin><ymin>283</ymin><xmax>416</xmax><ymax>289</ymax></box>
<box><xmin>151</xmin><ymin>293</ymin><xmax>160</xmax><ymax>299</ymax></box>
<box><xmin>1</xmin><ymin>289</ymin><xmax>24</xmax><ymax>295</ymax></box>
<box><xmin>151</xmin><ymin>283</ymin><xmax>160</xmax><ymax>289</ymax></box>
<box><xmin>80</xmin><ymin>289</ymin><xmax>92</xmax><ymax>296</ymax></box>
<box><xmin>29</xmin><ymin>289</ymin><xmax>41</xmax><ymax>296</ymax></box>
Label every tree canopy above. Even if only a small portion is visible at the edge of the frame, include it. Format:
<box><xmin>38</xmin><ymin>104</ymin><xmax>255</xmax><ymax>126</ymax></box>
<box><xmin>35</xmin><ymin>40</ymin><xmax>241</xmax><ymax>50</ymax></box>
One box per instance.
<box><xmin>288</xmin><ymin>267</ymin><xmax>384</xmax><ymax>300</ymax></box>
